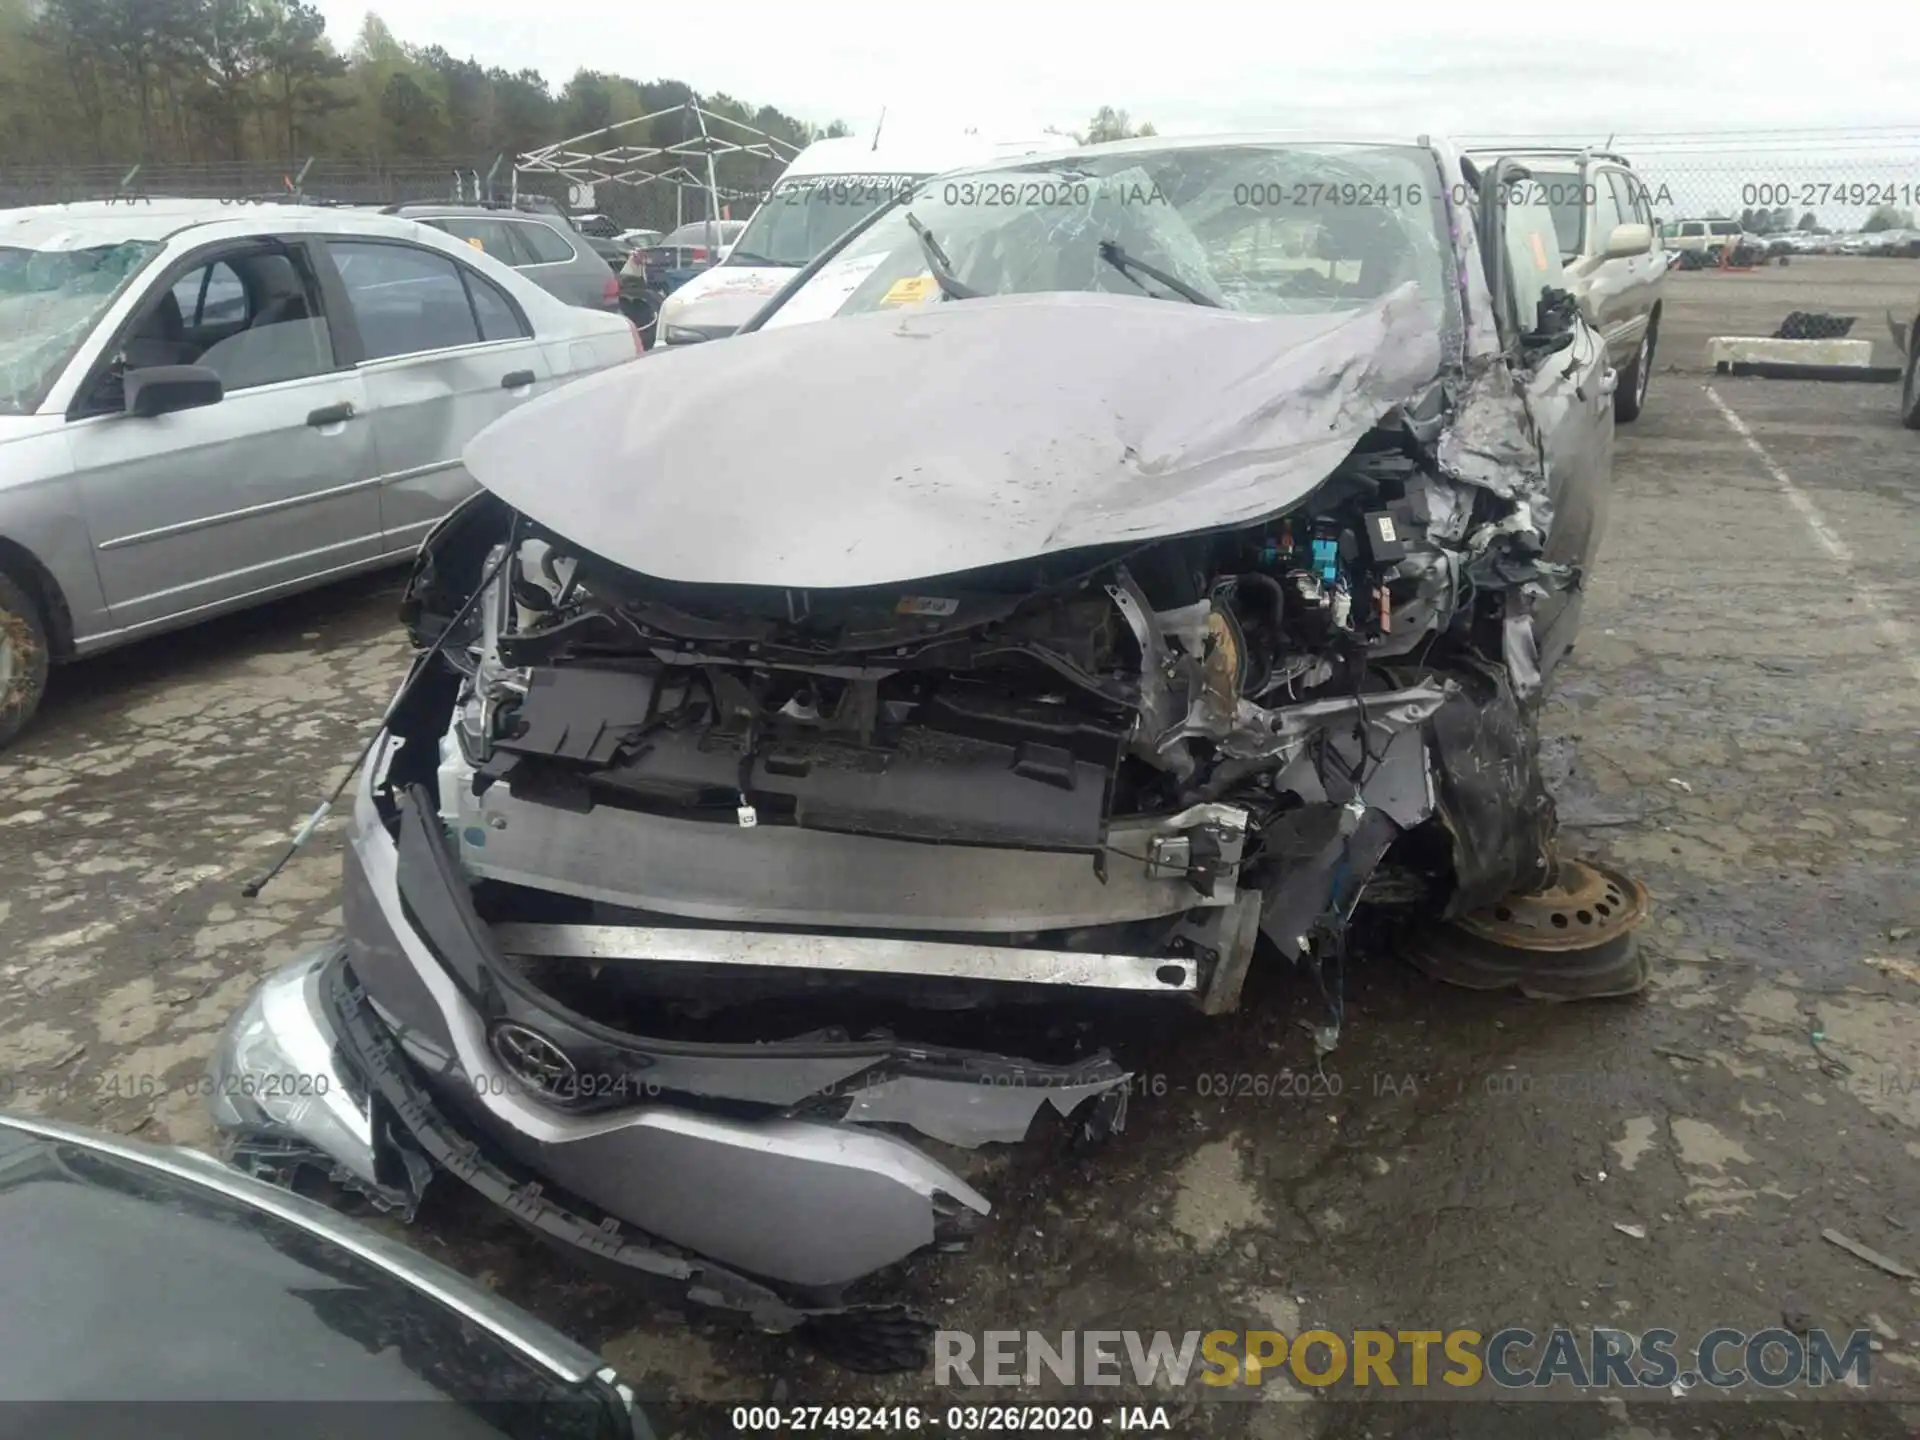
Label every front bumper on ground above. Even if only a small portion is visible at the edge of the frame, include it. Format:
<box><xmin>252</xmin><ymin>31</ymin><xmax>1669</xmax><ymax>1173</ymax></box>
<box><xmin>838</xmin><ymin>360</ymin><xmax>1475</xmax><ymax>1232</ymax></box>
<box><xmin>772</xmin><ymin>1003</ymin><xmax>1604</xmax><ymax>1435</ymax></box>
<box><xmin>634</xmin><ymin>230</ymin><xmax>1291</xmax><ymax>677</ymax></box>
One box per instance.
<box><xmin>208</xmin><ymin>945</ymin><xmax>428</xmax><ymax>1211</ymax></box>
<box><xmin>213</xmin><ymin>942</ymin><xmax>939</xmax><ymax>1358</ymax></box>
<box><xmin>210</xmin><ymin>740</ymin><xmax>1133</xmax><ymax>1329</ymax></box>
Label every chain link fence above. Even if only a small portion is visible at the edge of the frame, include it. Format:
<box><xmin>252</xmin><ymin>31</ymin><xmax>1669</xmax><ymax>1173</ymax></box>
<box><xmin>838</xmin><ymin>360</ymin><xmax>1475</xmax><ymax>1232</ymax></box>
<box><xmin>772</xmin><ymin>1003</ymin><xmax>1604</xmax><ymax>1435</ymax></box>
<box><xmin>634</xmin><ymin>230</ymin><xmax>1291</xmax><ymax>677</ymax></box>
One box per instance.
<box><xmin>0</xmin><ymin>153</ymin><xmax>789</xmax><ymax>236</ymax></box>
<box><xmin>0</xmin><ymin>158</ymin><xmax>488</xmax><ymax>209</ymax></box>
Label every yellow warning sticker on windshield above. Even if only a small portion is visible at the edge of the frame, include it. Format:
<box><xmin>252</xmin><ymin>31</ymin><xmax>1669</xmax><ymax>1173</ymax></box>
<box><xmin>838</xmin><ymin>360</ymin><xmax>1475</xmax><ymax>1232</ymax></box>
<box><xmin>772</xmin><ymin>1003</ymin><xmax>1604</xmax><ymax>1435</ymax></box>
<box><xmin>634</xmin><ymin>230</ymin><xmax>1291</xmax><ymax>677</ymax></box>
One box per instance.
<box><xmin>1528</xmin><ymin>230</ymin><xmax>1548</xmax><ymax>270</ymax></box>
<box><xmin>880</xmin><ymin>274</ymin><xmax>939</xmax><ymax>307</ymax></box>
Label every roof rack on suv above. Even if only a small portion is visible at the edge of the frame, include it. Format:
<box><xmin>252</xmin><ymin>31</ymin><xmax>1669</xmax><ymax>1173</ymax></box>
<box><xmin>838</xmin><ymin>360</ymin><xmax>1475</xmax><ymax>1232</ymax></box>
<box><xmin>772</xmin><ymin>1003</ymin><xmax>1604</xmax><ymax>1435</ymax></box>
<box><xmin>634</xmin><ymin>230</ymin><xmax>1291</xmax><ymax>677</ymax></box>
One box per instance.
<box><xmin>382</xmin><ymin>197</ymin><xmax>571</xmax><ymax>217</ymax></box>
<box><xmin>234</xmin><ymin>192</ymin><xmax>364</xmax><ymax>207</ymax></box>
<box><xmin>1462</xmin><ymin>144</ymin><xmax>1634</xmax><ymax>168</ymax></box>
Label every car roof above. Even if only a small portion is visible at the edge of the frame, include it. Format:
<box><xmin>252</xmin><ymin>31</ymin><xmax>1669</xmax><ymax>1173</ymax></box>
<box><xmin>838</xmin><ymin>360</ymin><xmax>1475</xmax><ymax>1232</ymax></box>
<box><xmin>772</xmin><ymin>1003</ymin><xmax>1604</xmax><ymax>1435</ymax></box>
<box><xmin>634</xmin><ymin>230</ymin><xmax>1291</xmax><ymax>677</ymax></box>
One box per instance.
<box><xmin>1460</xmin><ymin>146</ymin><xmax>1635</xmax><ymax>167</ymax></box>
<box><xmin>0</xmin><ymin>199</ymin><xmax>468</xmax><ymax>250</ymax></box>
<box><xmin>1493</xmin><ymin>156</ymin><xmax>1580</xmax><ymax>174</ymax></box>
<box><xmin>921</xmin><ymin>131</ymin><xmax>1452</xmax><ymax>185</ymax></box>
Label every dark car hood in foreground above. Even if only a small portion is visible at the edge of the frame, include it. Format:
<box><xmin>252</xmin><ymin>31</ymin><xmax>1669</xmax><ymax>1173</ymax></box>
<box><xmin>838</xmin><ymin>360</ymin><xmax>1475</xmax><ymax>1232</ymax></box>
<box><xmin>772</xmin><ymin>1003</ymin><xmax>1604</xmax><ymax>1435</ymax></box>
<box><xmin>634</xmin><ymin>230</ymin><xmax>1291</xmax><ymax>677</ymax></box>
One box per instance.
<box><xmin>463</xmin><ymin>286</ymin><xmax>1445</xmax><ymax>588</ymax></box>
<box><xmin>0</xmin><ymin>1114</ymin><xmax>638</xmax><ymax>1434</ymax></box>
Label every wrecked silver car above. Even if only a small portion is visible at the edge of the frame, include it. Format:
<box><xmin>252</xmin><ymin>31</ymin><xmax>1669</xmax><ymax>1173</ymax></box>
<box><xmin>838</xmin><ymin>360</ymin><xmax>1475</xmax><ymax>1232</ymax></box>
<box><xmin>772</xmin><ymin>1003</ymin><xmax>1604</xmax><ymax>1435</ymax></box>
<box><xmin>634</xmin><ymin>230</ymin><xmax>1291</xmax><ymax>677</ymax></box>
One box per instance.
<box><xmin>211</xmin><ymin>136</ymin><xmax>1627</xmax><ymax>1365</ymax></box>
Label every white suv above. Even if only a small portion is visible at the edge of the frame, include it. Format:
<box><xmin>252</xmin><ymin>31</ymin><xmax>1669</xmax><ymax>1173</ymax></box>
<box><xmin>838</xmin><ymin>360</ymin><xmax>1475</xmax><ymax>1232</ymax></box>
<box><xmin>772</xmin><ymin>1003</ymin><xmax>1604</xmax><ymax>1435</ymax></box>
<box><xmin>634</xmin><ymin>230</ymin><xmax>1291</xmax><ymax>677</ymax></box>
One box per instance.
<box><xmin>1663</xmin><ymin>218</ymin><xmax>1751</xmax><ymax>266</ymax></box>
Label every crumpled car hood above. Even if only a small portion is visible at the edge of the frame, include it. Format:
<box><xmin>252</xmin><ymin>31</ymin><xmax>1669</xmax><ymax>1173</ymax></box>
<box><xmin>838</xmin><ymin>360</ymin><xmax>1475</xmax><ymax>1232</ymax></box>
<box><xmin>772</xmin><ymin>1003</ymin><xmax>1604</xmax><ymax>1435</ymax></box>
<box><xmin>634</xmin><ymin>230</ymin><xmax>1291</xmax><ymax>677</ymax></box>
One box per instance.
<box><xmin>464</xmin><ymin>286</ymin><xmax>1445</xmax><ymax>588</ymax></box>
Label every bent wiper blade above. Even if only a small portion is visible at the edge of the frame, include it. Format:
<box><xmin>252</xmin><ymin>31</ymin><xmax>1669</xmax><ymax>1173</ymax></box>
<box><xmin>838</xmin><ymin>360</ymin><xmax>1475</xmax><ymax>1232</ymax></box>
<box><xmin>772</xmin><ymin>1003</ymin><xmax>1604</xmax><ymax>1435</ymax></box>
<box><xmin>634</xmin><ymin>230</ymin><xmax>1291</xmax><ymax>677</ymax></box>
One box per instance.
<box><xmin>1097</xmin><ymin>240</ymin><xmax>1219</xmax><ymax>307</ymax></box>
<box><xmin>903</xmin><ymin>211</ymin><xmax>981</xmax><ymax>301</ymax></box>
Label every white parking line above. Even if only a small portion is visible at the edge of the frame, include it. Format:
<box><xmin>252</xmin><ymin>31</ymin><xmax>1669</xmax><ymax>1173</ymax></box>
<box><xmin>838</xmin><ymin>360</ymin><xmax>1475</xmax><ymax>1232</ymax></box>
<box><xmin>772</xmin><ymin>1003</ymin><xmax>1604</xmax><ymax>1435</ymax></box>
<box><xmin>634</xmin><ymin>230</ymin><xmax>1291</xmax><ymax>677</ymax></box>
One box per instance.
<box><xmin>1706</xmin><ymin>386</ymin><xmax>1920</xmax><ymax>688</ymax></box>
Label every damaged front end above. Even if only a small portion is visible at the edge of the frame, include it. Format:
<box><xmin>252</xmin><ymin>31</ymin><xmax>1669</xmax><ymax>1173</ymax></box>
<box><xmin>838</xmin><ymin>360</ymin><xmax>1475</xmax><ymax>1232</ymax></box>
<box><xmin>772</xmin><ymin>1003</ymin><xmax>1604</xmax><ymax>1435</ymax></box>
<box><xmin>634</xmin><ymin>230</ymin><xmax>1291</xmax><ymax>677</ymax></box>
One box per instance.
<box><xmin>212</xmin><ymin>275</ymin><xmax>1586</xmax><ymax>1363</ymax></box>
<box><xmin>403</xmin><ymin>356</ymin><xmax>1574</xmax><ymax>1025</ymax></box>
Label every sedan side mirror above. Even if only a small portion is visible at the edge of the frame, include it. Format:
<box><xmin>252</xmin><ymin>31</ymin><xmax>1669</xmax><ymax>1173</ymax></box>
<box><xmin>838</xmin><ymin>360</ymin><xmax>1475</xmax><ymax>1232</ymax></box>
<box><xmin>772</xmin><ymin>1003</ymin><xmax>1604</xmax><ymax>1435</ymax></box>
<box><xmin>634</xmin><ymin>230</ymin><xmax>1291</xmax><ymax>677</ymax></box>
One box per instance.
<box><xmin>1522</xmin><ymin>285</ymin><xmax>1581</xmax><ymax>356</ymax></box>
<box><xmin>1604</xmin><ymin>222</ymin><xmax>1653</xmax><ymax>259</ymax></box>
<box><xmin>125</xmin><ymin>364</ymin><xmax>224</xmax><ymax>418</ymax></box>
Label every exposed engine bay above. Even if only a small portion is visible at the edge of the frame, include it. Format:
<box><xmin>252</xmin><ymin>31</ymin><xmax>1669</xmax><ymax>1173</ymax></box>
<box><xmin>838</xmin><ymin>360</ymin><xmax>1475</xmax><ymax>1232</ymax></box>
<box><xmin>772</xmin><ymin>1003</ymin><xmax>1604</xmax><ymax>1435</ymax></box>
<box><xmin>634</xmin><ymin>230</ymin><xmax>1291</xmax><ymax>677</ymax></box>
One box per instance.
<box><xmin>387</xmin><ymin>400</ymin><xmax>1573</xmax><ymax>1038</ymax></box>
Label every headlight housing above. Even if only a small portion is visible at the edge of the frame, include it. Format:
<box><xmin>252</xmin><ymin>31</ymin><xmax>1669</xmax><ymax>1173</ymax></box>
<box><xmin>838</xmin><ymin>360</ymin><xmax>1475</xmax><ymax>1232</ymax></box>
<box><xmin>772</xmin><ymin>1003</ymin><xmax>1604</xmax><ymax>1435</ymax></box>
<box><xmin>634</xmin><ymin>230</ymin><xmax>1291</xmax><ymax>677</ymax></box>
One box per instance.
<box><xmin>207</xmin><ymin>946</ymin><xmax>381</xmax><ymax>1191</ymax></box>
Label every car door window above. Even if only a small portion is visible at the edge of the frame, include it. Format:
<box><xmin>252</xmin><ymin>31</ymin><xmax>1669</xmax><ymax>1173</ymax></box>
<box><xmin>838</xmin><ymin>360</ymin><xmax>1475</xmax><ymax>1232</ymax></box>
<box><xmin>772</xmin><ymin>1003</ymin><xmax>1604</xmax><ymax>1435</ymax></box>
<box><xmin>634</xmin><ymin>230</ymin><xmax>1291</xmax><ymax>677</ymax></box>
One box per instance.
<box><xmin>510</xmin><ymin>221</ymin><xmax>576</xmax><ymax>265</ymax></box>
<box><xmin>466</xmin><ymin>268</ymin><xmax>531</xmax><ymax>342</ymax></box>
<box><xmin>424</xmin><ymin>217</ymin><xmax>535</xmax><ymax>267</ymax></box>
<box><xmin>1501</xmin><ymin>181</ymin><xmax>1570</xmax><ymax>338</ymax></box>
<box><xmin>1535</xmin><ymin>174</ymin><xmax>1585</xmax><ymax>258</ymax></box>
<box><xmin>171</xmin><ymin>261</ymin><xmax>246</xmax><ymax>327</ymax></box>
<box><xmin>106</xmin><ymin>245</ymin><xmax>333</xmax><ymax>406</ymax></box>
<box><xmin>1617</xmin><ymin>173</ymin><xmax>1654</xmax><ymax>229</ymax></box>
<box><xmin>1592</xmin><ymin>172</ymin><xmax>1629</xmax><ymax>246</ymax></box>
<box><xmin>332</xmin><ymin>241</ymin><xmax>485</xmax><ymax>360</ymax></box>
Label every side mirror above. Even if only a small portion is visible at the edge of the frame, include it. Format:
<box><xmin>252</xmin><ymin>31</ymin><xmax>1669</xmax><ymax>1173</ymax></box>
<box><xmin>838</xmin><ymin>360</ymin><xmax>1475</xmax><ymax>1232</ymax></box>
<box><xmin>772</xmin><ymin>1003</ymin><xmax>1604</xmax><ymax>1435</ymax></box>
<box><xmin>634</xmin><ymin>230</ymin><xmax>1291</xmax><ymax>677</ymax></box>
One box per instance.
<box><xmin>124</xmin><ymin>364</ymin><xmax>223</xmax><ymax>418</ymax></box>
<box><xmin>1524</xmin><ymin>286</ymin><xmax>1581</xmax><ymax>355</ymax></box>
<box><xmin>1604</xmin><ymin>222</ymin><xmax>1653</xmax><ymax>259</ymax></box>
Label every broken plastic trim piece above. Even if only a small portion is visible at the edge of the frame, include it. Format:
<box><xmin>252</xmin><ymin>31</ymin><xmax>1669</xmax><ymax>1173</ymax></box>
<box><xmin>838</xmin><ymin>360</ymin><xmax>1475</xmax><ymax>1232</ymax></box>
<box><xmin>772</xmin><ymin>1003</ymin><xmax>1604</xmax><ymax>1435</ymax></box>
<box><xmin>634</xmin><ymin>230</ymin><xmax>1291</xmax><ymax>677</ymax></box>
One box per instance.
<box><xmin>323</xmin><ymin>948</ymin><xmax>952</xmax><ymax>1366</ymax></box>
<box><xmin>841</xmin><ymin>1072</ymin><xmax>1130</xmax><ymax>1149</ymax></box>
<box><xmin>326</xmin><ymin>951</ymin><xmax>803</xmax><ymax>1321</ymax></box>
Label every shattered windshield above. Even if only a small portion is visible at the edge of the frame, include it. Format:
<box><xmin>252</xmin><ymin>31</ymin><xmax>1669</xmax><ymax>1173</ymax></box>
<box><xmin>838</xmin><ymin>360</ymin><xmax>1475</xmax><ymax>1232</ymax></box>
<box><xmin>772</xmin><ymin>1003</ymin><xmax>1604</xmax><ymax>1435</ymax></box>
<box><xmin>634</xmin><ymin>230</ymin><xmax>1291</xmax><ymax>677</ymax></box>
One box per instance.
<box><xmin>726</xmin><ymin>173</ymin><xmax>922</xmax><ymax>267</ymax></box>
<box><xmin>0</xmin><ymin>240</ymin><xmax>160</xmax><ymax>415</ymax></box>
<box><xmin>759</xmin><ymin>142</ymin><xmax>1456</xmax><ymax>336</ymax></box>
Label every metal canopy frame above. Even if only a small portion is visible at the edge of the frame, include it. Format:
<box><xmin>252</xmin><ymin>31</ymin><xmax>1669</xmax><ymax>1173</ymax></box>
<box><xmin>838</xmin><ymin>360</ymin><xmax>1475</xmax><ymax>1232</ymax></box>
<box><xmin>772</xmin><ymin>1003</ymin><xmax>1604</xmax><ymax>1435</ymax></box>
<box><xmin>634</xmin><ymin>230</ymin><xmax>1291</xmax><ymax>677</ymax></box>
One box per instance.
<box><xmin>514</xmin><ymin>97</ymin><xmax>802</xmax><ymax>227</ymax></box>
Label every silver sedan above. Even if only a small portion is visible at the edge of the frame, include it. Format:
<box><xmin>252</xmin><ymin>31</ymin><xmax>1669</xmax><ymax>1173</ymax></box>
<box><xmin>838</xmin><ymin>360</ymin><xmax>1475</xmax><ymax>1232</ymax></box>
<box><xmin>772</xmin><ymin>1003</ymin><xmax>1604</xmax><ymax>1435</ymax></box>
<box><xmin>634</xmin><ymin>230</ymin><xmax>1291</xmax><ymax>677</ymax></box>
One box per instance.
<box><xmin>0</xmin><ymin>200</ymin><xmax>641</xmax><ymax>747</ymax></box>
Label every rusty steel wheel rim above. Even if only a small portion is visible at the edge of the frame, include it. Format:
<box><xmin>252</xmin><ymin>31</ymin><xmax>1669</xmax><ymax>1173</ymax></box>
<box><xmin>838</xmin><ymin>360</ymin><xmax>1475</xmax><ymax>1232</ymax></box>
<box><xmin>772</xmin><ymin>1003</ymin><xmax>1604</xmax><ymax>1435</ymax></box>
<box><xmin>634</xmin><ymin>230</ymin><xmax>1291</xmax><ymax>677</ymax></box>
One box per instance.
<box><xmin>1449</xmin><ymin>857</ymin><xmax>1651</xmax><ymax>953</ymax></box>
<box><xmin>0</xmin><ymin>607</ymin><xmax>26</xmax><ymax>702</ymax></box>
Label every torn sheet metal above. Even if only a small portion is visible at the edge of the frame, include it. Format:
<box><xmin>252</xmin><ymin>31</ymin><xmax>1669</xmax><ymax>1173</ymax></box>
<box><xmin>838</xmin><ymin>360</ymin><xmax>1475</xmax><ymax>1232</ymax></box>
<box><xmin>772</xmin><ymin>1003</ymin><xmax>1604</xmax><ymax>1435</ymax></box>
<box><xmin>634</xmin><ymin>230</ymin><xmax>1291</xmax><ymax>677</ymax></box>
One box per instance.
<box><xmin>1207</xmin><ymin>680</ymin><xmax>1452</xmax><ymax>764</ymax></box>
<box><xmin>1427</xmin><ymin>660</ymin><xmax>1557</xmax><ymax>915</ymax></box>
<box><xmin>1259</xmin><ymin>806</ymin><xmax>1403</xmax><ymax>961</ymax></box>
<box><xmin>1501</xmin><ymin>605</ymin><xmax>1544</xmax><ymax>705</ymax></box>
<box><xmin>840</xmin><ymin>1072</ymin><xmax>1130</xmax><ymax>1149</ymax></box>
<box><xmin>1273</xmin><ymin>721</ymin><xmax>1436</xmax><ymax>830</ymax></box>
<box><xmin>1436</xmin><ymin>362</ymin><xmax>1553</xmax><ymax>529</ymax></box>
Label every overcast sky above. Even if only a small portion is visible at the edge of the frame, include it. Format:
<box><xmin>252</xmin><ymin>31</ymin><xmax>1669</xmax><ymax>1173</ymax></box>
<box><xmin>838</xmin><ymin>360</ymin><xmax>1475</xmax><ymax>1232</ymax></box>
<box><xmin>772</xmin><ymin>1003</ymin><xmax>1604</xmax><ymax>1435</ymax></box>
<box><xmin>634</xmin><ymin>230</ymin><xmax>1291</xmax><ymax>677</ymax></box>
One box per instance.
<box><xmin>312</xmin><ymin>0</ymin><xmax>1920</xmax><ymax>143</ymax></box>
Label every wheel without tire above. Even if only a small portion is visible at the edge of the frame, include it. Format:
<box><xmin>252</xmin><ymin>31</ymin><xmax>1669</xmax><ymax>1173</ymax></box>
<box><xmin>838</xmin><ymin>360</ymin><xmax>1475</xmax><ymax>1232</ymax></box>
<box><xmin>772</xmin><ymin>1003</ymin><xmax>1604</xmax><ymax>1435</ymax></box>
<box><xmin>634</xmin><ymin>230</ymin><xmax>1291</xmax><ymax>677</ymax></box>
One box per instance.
<box><xmin>1614</xmin><ymin>327</ymin><xmax>1654</xmax><ymax>423</ymax></box>
<box><xmin>0</xmin><ymin>570</ymin><xmax>50</xmax><ymax>750</ymax></box>
<box><xmin>1901</xmin><ymin>335</ymin><xmax>1920</xmax><ymax>430</ymax></box>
